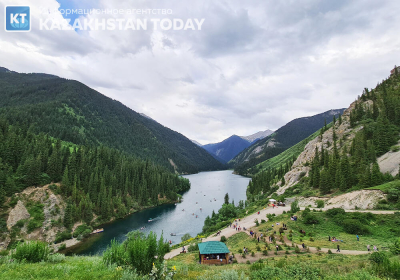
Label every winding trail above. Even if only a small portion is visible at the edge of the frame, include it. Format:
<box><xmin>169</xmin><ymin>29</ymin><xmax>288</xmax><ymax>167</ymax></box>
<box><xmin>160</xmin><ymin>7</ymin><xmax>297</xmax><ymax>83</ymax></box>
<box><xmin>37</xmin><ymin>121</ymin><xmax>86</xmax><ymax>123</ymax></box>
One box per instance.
<box><xmin>165</xmin><ymin>205</ymin><xmax>393</xmax><ymax>260</ymax></box>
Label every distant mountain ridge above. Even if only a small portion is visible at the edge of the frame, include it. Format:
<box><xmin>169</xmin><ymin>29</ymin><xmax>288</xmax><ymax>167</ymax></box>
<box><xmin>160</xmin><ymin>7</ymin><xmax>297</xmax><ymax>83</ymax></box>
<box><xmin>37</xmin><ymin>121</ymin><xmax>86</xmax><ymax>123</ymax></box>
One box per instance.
<box><xmin>0</xmin><ymin>67</ymin><xmax>224</xmax><ymax>174</ymax></box>
<box><xmin>231</xmin><ymin>108</ymin><xmax>346</xmax><ymax>175</ymax></box>
<box><xmin>202</xmin><ymin>129</ymin><xmax>273</xmax><ymax>163</ymax></box>
<box><xmin>240</xmin><ymin>130</ymin><xmax>274</xmax><ymax>143</ymax></box>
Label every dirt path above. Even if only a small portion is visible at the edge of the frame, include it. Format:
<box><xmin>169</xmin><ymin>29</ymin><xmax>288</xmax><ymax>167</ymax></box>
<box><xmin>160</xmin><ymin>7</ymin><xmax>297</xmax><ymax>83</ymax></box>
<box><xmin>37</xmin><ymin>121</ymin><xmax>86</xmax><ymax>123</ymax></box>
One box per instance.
<box><xmin>300</xmin><ymin>207</ymin><xmax>396</xmax><ymax>214</ymax></box>
<box><xmin>164</xmin><ymin>205</ymin><xmax>291</xmax><ymax>259</ymax></box>
<box><xmin>165</xmin><ymin>205</ymin><xmax>389</xmax><ymax>260</ymax></box>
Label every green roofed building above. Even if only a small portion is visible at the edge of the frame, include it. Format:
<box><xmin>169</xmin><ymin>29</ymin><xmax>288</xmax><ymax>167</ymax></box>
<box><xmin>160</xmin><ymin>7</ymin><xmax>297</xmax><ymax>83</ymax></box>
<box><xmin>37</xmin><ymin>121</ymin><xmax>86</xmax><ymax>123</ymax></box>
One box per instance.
<box><xmin>198</xmin><ymin>241</ymin><xmax>230</xmax><ymax>265</ymax></box>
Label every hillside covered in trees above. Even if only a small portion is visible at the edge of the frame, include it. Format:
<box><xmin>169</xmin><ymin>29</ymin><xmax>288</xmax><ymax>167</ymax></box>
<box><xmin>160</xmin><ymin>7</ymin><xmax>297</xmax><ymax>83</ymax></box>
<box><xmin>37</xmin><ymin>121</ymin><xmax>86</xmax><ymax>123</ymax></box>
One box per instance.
<box><xmin>230</xmin><ymin>109</ymin><xmax>345</xmax><ymax>176</ymax></box>
<box><xmin>0</xmin><ymin>118</ymin><xmax>190</xmax><ymax>240</ymax></box>
<box><xmin>0</xmin><ymin>67</ymin><xmax>224</xmax><ymax>174</ymax></box>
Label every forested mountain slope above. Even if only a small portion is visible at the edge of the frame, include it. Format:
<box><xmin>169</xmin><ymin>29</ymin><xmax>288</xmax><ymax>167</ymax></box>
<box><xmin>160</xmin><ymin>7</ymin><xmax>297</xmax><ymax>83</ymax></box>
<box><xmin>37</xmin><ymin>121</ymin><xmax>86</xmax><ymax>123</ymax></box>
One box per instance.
<box><xmin>247</xmin><ymin>70</ymin><xmax>400</xmax><ymax>207</ymax></box>
<box><xmin>230</xmin><ymin>109</ymin><xmax>345</xmax><ymax>175</ymax></box>
<box><xmin>0</xmin><ymin>67</ymin><xmax>224</xmax><ymax>174</ymax></box>
<box><xmin>0</xmin><ymin>119</ymin><xmax>190</xmax><ymax>249</ymax></box>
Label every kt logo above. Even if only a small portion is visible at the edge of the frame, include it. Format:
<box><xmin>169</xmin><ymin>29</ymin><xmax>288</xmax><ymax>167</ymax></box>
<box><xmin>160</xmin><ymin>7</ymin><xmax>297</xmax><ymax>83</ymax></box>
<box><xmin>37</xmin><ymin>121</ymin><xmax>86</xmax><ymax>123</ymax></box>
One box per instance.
<box><xmin>5</xmin><ymin>6</ymin><xmax>30</xmax><ymax>32</ymax></box>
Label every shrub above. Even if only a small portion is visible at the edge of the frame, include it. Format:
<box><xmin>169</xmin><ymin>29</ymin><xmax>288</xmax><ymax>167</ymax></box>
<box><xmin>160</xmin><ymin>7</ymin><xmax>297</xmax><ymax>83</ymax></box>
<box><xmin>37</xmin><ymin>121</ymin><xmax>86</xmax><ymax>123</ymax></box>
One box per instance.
<box><xmin>232</xmin><ymin>259</ymin><xmax>238</xmax><ymax>264</ymax></box>
<box><xmin>181</xmin><ymin>233</ymin><xmax>192</xmax><ymax>242</ymax></box>
<box><xmin>266</xmin><ymin>214</ymin><xmax>275</xmax><ymax>222</ymax></box>
<box><xmin>12</xmin><ymin>241</ymin><xmax>49</xmax><ymax>263</ymax></box>
<box><xmin>291</xmin><ymin>200</ymin><xmax>300</xmax><ymax>213</ymax></box>
<box><xmin>103</xmin><ymin>231</ymin><xmax>169</xmax><ymax>275</ymax></box>
<box><xmin>47</xmin><ymin>253</ymin><xmax>66</xmax><ymax>263</ymax></box>
<box><xmin>15</xmin><ymin>220</ymin><xmax>25</xmax><ymax>228</ymax></box>
<box><xmin>246</xmin><ymin>260</ymin><xmax>251</xmax><ymax>264</ymax></box>
<box><xmin>316</xmin><ymin>200</ymin><xmax>325</xmax><ymax>208</ymax></box>
<box><xmin>262</xmin><ymin>250</ymin><xmax>268</xmax><ymax>256</ymax></box>
<box><xmin>55</xmin><ymin>230</ymin><xmax>72</xmax><ymax>243</ymax></box>
<box><xmin>369</xmin><ymin>252</ymin><xmax>389</xmax><ymax>264</ymax></box>
<box><xmin>326</xmin><ymin>208</ymin><xmax>346</xmax><ymax>217</ymax></box>
<box><xmin>256</xmin><ymin>245</ymin><xmax>261</xmax><ymax>251</ymax></box>
<box><xmin>251</xmin><ymin>251</ymin><xmax>255</xmax><ymax>257</ymax></box>
<box><xmin>303</xmin><ymin>212</ymin><xmax>320</xmax><ymax>225</ymax></box>
<box><xmin>261</xmin><ymin>219</ymin><xmax>266</xmax><ymax>224</ymax></box>
<box><xmin>310</xmin><ymin>237</ymin><xmax>314</xmax><ymax>242</ymax></box>
<box><xmin>285</xmin><ymin>250</ymin><xmax>290</xmax><ymax>254</ymax></box>
<box><xmin>255</xmin><ymin>219</ymin><xmax>260</xmax><ymax>226</ymax></box>
<box><xmin>220</xmin><ymin>235</ymin><xmax>227</xmax><ymax>242</ymax></box>
<box><xmin>26</xmin><ymin>204</ymin><xmax>44</xmax><ymax>233</ymax></box>
<box><xmin>58</xmin><ymin>244</ymin><xmax>66</xmax><ymax>251</ymax></box>
<box><xmin>391</xmin><ymin>237</ymin><xmax>400</xmax><ymax>255</ymax></box>
<box><xmin>188</xmin><ymin>243</ymin><xmax>199</xmax><ymax>252</ymax></box>
<box><xmin>295</xmin><ymin>247</ymin><xmax>301</xmax><ymax>254</ymax></box>
<box><xmin>73</xmin><ymin>224</ymin><xmax>92</xmax><ymax>238</ymax></box>
<box><xmin>328</xmin><ymin>250</ymin><xmax>333</xmax><ymax>254</ymax></box>
<box><xmin>341</xmin><ymin>219</ymin><xmax>370</xmax><ymax>235</ymax></box>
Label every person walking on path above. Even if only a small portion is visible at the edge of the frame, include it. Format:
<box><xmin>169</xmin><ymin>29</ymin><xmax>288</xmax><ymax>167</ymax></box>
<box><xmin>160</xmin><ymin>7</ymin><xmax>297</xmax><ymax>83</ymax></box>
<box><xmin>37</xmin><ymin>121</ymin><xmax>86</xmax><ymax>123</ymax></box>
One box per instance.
<box><xmin>356</xmin><ymin>235</ymin><xmax>359</xmax><ymax>241</ymax></box>
<box><xmin>276</xmin><ymin>245</ymin><xmax>279</xmax><ymax>252</ymax></box>
<box><xmin>328</xmin><ymin>235</ymin><xmax>331</xmax><ymax>241</ymax></box>
<box><xmin>337</xmin><ymin>245</ymin><xmax>340</xmax><ymax>252</ymax></box>
<box><xmin>373</xmin><ymin>245</ymin><xmax>377</xmax><ymax>252</ymax></box>
<box><xmin>367</xmin><ymin>245</ymin><xmax>370</xmax><ymax>251</ymax></box>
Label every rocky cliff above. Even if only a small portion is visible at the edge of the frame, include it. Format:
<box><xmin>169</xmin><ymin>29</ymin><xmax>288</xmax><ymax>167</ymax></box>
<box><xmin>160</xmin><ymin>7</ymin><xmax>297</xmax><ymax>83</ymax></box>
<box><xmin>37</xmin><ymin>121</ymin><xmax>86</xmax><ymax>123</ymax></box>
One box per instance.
<box><xmin>277</xmin><ymin>100</ymin><xmax>370</xmax><ymax>195</ymax></box>
<box><xmin>0</xmin><ymin>184</ymin><xmax>70</xmax><ymax>251</ymax></box>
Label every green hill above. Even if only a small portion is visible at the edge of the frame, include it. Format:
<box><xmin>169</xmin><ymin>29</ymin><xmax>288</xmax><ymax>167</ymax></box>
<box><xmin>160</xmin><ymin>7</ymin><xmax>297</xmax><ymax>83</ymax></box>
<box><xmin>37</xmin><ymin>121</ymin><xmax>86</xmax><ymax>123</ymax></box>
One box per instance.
<box><xmin>0</xmin><ymin>67</ymin><xmax>224</xmax><ymax>174</ymax></box>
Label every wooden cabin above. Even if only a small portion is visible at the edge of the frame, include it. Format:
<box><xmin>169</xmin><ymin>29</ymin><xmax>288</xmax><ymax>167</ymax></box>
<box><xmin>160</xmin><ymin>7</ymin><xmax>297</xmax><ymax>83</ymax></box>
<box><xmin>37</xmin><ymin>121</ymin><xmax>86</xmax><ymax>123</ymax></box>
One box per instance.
<box><xmin>198</xmin><ymin>241</ymin><xmax>230</xmax><ymax>265</ymax></box>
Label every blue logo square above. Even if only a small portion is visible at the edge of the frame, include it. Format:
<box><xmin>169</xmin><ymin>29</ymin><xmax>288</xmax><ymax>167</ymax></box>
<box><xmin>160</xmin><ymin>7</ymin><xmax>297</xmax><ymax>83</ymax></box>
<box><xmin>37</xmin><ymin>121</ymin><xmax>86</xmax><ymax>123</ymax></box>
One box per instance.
<box><xmin>5</xmin><ymin>6</ymin><xmax>30</xmax><ymax>32</ymax></box>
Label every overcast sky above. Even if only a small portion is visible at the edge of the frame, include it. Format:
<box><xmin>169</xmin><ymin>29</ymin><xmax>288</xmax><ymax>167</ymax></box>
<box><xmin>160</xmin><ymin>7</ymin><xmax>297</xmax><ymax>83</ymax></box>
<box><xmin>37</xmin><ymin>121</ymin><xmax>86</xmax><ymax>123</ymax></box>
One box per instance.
<box><xmin>1</xmin><ymin>0</ymin><xmax>399</xmax><ymax>144</ymax></box>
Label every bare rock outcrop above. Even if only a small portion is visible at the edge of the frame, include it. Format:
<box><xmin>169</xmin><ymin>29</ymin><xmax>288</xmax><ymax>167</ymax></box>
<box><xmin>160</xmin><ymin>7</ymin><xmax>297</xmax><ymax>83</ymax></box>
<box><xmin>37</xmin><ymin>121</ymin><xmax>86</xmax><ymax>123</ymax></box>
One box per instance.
<box><xmin>296</xmin><ymin>190</ymin><xmax>386</xmax><ymax>210</ymax></box>
<box><xmin>7</xmin><ymin>200</ymin><xmax>30</xmax><ymax>230</ymax></box>
<box><xmin>377</xmin><ymin>142</ymin><xmax>400</xmax><ymax>176</ymax></box>
<box><xmin>277</xmin><ymin>101</ymin><xmax>361</xmax><ymax>195</ymax></box>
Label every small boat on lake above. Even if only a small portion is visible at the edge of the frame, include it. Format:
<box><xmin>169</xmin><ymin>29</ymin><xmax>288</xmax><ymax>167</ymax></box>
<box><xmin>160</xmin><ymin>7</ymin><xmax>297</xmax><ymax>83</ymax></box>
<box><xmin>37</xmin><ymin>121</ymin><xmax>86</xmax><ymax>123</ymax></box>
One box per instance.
<box><xmin>170</xmin><ymin>233</ymin><xmax>176</xmax><ymax>236</ymax></box>
<box><xmin>148</xmin><ymin>218</ymin><xmax>153</xmax><ymax>222</ymax></box>
<box><xmin>91</xmin><ymin>228</ymin><xmax>104</xmax><ymax>235</ymax></box>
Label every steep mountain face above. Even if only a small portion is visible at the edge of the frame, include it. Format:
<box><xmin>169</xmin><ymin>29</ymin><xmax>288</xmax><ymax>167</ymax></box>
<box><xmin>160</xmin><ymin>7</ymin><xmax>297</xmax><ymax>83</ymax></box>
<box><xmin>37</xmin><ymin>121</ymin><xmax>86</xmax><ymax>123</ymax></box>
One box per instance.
<box><xmin>240</xmin><ymin>130</ymin><xmax>274</xmax><ymax>143</ymax></box>
<box><xmin>0</xmin><ymin>67</ymin><xmax>224</xmax><ymax>174</ymax></box>
<box><xmin>202</xmin><ymin>130</ymin><xmax>273</xmax><ymax>163</ymax></box>
<box><xmin>203</xmin><ymin>135</ymin><xmax>252</xmax><ymax>163</ymax></box>
<box><xmin>230</xmin><ymin>109</ymin><xmax>346</xmax><ymax>175</ymax></box>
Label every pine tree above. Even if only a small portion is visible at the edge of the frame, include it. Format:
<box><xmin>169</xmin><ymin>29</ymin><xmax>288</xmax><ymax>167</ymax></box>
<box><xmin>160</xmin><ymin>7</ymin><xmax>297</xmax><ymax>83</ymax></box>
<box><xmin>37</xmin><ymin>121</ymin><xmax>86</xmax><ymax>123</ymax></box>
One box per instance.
<box><xmin>224</xmin><ymin>193</ymin><xmax>229</xmax><ymax>205</ymax></box>
<box><xmin>360</xmin><ymin>166</ymin><xmax>371</xmax><ymax>189</ymax></box>
<box><xmin>371</xmin><ymin>162</ymin><xmax>382</xmax><ymax>187</ymax></box>
<box><xmin>61</xmin><ymin>167</ymin><xmax>70</xmax><ymax>195</ymax></box>
<box><xmin>64</xmin><ymin>200</ymin><xmax>73</xmax><ymax>229</ymax></box>
<box><xmin>0</xmin><ymin>185</ymin><xmax>5</xmax><ymax>205</ymax></box>
<box><xmin>320</xmin><ymin>169</ymin><xmax>330</xmax><ymax>194</ymax></box>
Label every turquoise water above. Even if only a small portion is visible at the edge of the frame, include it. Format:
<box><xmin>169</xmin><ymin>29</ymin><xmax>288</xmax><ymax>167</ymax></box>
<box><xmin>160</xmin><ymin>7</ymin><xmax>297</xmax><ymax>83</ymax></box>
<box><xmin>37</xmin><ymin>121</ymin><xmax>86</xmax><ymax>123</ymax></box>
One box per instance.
<box><xmin>69</xmin><ymin>170</ymin><xmax>250</xmax><ymax>255</ymax></box>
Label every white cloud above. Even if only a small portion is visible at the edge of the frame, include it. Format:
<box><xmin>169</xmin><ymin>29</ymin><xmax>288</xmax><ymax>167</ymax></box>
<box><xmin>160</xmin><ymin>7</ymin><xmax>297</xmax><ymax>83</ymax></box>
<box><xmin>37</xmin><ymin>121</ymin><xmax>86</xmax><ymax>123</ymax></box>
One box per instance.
<box><xmin>1</xmin><ymin>0</ymin><xmax>400</xmax><ymax>145</ymax></box>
